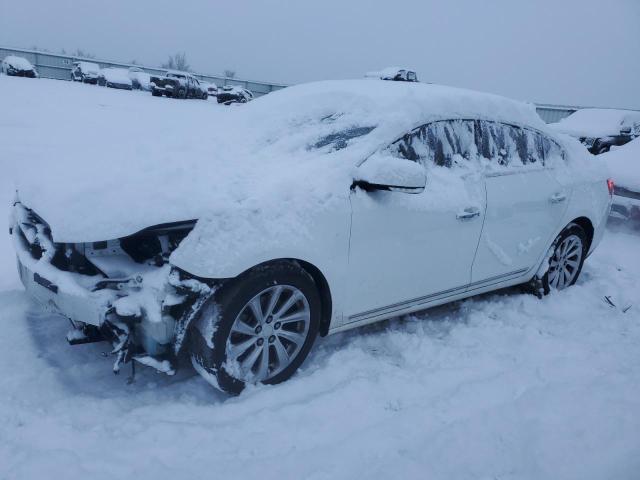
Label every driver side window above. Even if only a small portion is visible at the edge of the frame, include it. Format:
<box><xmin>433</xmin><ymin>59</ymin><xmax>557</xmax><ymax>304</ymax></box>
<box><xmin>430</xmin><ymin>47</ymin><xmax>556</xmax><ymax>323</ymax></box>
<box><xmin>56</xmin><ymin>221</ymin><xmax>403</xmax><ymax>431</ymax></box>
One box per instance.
<box><xmin>389</xmin><ymin>119</ymin><xmax>477</xmax><ymax>168</ymax></box>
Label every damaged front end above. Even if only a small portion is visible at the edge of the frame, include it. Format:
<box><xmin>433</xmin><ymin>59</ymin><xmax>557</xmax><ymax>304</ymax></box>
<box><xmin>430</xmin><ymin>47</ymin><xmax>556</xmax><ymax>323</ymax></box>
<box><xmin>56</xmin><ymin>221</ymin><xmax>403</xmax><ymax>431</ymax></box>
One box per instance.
<box><xmin>10</xmin><ymin>202</ymin><xmax>214</xmax><ymax>380</ymax></box>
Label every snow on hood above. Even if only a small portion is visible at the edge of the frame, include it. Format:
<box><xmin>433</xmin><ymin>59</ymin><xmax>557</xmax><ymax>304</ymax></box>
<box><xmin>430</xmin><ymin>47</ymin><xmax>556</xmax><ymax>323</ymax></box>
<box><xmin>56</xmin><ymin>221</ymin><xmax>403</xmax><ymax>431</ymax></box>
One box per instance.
<box><xmin>599</xmin><ymin>138</ymin><xmax>640</xmax><ymax>190</ymax></box>
<box><xmin>3</xmin><ymin>55</ymin><xmax>34</xmax><ymax>71</ymax></box>
<box><xmin>101</xmin><ymin>68</ymin><xmax>131</xmax><ymax>84</ymax></box>
<box><xmin>12</xmin><ymin>78</ymin><xmax>547</xmax><ymax>243</ymax></box>
<box><xmin>551</xmin><ymin>108</ymin><xmax>640</xmax><ymax>138</ymax></box>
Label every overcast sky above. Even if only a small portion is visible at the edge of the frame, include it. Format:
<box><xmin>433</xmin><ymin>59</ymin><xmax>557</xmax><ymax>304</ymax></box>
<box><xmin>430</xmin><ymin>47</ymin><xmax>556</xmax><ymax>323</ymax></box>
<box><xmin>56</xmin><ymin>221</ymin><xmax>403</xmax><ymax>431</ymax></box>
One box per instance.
<box><xmin>2</xmin><ymin>0</ymin><xmax>639</xmax><ymax>108</ymax></box>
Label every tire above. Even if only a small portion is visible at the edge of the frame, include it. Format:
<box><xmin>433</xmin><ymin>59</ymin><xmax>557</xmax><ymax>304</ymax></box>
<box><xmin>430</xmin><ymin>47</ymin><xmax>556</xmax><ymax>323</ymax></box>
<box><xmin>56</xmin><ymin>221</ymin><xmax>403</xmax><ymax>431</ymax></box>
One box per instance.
<box><xmin>189</xmin><ymin>262</ymin><xmax>321</xmax><ymax>395</ymax></box>
<box><xmin>151</xmin><ymin>89</ymin><xmax>161</xmax><ymax>97</ymax></box>
<box><xmin>178</xmin><ymin>88</ymin><xmax>186</xmax><ymax>99</ymax></box>
<box><xmin>202</xmin><ymin>92</ymin><xmax>208</xmax><ymax>100</ymax></box>
<box><xmin>540</xmin><ymin>223</ymin><xmax>588</xmax><ymax>294</ymax></box>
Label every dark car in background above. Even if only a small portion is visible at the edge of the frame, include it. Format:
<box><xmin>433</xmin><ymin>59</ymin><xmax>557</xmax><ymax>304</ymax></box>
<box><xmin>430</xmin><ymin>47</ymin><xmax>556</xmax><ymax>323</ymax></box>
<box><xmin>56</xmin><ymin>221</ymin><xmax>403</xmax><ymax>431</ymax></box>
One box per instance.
<box><xmin>71</xmin><ymin>61</ymin><xmax>101</xmax><ymax>84</ymax></box>
<box><xmin>365</xmin><ymin>67</ymin><xmax>418</xmax><ymax>82</ymax></box>
<box><xmin>216</xmin><ymin>85</ymin><xmax>253</xmax><ymax>104</ymax></box>
<box><xmin>1</xmin><ymin>55</ymin><xmax>38</xmax><ymax>78</ymax></box>
<box><xmin>551</xmin><ymin>108</ymin><xmax>640</xmax><ymax>155</ymax></box>
<box><xmin>150</xmin><ymin>71</ymin><xmax>208</xmax><ymax>99</ymax></box>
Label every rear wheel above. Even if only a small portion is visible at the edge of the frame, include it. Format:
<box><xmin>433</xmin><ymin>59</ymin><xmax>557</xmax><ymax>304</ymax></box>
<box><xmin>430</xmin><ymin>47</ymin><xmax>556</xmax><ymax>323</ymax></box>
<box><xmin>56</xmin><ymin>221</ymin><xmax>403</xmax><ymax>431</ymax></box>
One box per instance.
<box><xmin>189</xmin><ymin>262</ymin><xmax>321</xmax><ymax>395</ymax></box>
<box><xmin>541</xmin><ymin>223</ymin><xmax>587</xmax><ymax>294</ymax></box>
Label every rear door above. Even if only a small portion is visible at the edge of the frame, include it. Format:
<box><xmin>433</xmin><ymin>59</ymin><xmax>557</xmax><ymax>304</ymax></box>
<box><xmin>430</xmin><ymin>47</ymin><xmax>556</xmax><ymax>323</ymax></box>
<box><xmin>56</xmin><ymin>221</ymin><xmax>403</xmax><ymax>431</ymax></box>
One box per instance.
<box><xmin>471</xmin><ymin>122</ymin><xmax>569</xmax><ymax>285</ymax></box>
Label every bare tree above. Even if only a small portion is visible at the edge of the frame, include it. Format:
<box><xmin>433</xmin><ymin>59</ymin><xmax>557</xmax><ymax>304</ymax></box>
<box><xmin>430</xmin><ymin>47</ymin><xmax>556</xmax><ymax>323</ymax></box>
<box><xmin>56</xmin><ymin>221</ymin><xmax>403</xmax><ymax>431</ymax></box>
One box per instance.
<box><xmin>224</xmin><ymin>69</ymin><xmax>236</xmax><ymax>79</ymax></box>
<box><xmin>162</xmin><ymin>52</ymin><xmax>190</xmax><ymax>71</ymax></box>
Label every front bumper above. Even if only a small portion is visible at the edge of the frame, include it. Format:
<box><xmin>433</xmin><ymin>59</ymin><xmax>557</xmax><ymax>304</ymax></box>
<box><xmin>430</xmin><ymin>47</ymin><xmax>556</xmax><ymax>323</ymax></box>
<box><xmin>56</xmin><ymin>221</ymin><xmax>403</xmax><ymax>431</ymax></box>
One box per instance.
<box><xmin>12</xmin><ymin>204</ymin><xmax>116</xmax><ymax>326</ymax></box>
<box><xmin>11</xmin><ymin>203</ymin><xmax>211</xmax><ymax>359</ymax></box>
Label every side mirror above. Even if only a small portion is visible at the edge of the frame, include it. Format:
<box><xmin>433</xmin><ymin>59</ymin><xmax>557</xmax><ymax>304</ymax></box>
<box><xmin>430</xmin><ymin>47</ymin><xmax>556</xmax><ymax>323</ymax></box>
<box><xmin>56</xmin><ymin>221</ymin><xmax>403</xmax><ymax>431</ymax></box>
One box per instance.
<box><xmin>353</xmin><ymin>155</ymin><xmax>426</xmax><ymax>194</ymax></box>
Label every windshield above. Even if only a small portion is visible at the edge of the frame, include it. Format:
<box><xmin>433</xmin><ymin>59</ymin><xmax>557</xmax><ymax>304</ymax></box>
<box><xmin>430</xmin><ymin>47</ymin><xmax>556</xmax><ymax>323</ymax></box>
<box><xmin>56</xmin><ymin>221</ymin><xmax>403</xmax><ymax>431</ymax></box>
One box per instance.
<box><xmin>167</xmin><ymin>73</ymin><xmax>186</xmax><ymax>79</ymax></box>
<box><xmin>312</xmin><ymin>126</ymin><xmax>376</xmax><ymax>151</ymax></box>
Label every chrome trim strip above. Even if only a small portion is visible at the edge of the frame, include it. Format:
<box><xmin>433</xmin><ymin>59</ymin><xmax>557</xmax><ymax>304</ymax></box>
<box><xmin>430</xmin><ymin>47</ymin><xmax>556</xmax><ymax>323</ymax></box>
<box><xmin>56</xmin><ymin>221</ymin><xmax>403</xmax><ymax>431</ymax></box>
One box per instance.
<box><xmin>347</xmin><ymin>267</ymin><xmax>529</xmax><ymax>323</ymax></box>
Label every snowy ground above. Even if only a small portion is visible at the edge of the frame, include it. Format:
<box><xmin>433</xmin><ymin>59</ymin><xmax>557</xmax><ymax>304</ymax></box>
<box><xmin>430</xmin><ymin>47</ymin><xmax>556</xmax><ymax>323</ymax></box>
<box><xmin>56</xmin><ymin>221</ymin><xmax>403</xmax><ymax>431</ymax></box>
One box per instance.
<box><xmin>1</xmin><ymin>77</ymin><xmax>639</xmax><ymax>480</ymax></box>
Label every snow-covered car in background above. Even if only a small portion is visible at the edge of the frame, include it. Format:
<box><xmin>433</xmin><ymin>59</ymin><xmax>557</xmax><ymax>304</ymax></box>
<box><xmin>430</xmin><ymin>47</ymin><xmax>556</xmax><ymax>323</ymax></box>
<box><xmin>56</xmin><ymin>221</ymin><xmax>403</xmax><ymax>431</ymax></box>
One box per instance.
<box><xmin>98</xmin><ymin>68</ymin><xmax>133</xmax><ymax>90</ymax></box>
<box><xmin>128</xmin><ymin>66</ymin><xmax>151</xmax><ymax>91</ymax></box>
<box><xmin>601</xmin><ymin>138</ymin><xmax>640</xmax><ymax>222</ymax></box>
<box><xmin>150</xmin><ymin>71</ymin><xmax>207</xmax><ymax>99</ymax></box>
<box><xmin>216</xmin><ymin>85</ymin><xmax>253</xmax><ymax>104</ymax></box>
<box><xmin>70</xmin><ymin>61</ymin><xmax>101</xmax><ymax>84</ymax></box>
<box><xmin>365</xmin><ymin>67</ymin><xmax>418</xmax><ymax>82</ymax></box>
<box><xmin>1</xmin><ymin>55</ymin><xmax>38</xmax><ymax>78</ymax></box>
<box><xmin>202</xmin><ymin>81</ymin><xmax>218</xmax><ymax>98</ymax></box>
<box><xmin>550</xmin><ymin>108</ymin><xmax>640</xmax><ymax>155</ymax></box>
<box><xmin>10</xmin><ymin>80</ymin><xmax>611</xmax><ymax>395</ymax></box>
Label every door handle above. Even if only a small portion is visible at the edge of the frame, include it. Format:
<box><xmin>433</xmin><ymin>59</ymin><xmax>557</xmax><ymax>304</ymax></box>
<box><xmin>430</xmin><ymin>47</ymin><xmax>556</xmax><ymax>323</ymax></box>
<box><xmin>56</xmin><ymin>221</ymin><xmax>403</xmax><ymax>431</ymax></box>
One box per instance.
<box><xmin>456</xmin><ymin>207</ymin><xmax>481</xmax><ymax>220</ymax></box>
<box><xmin>549</xmin><ymin>192</ymin><xmax>567</xmax><ymax>204</ymax></box>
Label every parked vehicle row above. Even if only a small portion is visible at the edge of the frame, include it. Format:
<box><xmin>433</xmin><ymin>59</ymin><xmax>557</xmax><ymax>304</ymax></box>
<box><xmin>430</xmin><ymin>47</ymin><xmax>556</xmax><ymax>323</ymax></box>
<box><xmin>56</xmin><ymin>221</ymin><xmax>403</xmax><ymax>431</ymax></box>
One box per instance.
<box><xmin>3</xmin><ymin>54</ymin><xmax>255</xmax><ymax>104</ymax></box>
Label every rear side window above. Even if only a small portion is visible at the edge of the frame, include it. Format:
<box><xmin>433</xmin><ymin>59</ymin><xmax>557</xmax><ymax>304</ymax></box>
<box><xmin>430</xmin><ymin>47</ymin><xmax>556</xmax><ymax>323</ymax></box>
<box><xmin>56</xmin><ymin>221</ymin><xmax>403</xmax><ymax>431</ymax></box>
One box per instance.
<box><xmin>390</xmin><ymin>119</ymin><xmax>563</xmax><ymax>168</ymax></box>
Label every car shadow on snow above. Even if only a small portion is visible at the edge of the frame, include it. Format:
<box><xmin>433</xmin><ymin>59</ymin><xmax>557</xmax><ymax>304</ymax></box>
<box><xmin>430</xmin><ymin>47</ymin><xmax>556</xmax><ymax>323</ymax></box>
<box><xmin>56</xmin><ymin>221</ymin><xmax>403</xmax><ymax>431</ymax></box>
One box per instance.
<box><xmin>20</xmin><ymin>302</ymin><xmax>225</xmax><ymax>403</ymax></box>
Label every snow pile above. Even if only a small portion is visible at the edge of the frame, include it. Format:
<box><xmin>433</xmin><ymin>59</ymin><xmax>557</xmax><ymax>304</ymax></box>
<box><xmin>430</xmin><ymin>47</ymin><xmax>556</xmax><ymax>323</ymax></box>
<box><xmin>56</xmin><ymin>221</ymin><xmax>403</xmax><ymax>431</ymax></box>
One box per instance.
<box><xmin>2</xmin><ymin>55</ymin><xmax>34</xmax><ymax>70</ymax></box>
<box><xmin>600</xmin><ymin>137</ymin><xmax>640</xmax><ymax>190</ymax></box>
<box><xmin>551</xmin><ymin>108</ymin><xmax>640</xmax><ymax>138</ymax></box>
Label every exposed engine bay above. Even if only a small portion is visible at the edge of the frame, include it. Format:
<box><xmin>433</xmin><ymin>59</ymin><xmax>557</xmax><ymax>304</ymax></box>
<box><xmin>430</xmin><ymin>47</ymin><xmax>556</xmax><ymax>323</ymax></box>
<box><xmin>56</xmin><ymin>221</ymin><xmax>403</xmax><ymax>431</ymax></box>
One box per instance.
<box><xmin>11</xmin><ymin>202</ymin><xmax>214</xmax><ymax>380</ymax></box>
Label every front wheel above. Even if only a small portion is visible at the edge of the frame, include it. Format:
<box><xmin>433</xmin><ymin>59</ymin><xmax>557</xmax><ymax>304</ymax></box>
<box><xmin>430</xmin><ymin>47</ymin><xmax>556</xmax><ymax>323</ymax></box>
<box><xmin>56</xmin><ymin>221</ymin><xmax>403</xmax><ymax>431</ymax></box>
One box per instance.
<box><xmin>189</xmin><ymin>262</ymin><xmax>321</xmax><ymax>395</ymax></box>
<box><xmin>541</xmin><ymin>223</ymin><xmax>587</xmax><ymax>294</ymax></box>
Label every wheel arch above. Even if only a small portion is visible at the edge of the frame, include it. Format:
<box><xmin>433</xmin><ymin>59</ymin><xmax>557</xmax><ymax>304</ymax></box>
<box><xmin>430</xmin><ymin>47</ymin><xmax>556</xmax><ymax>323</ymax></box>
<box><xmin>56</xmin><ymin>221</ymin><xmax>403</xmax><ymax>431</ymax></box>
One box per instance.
<box><xmin>231</xmin><ymin>258</ymin><xmax>333</xmax><ymax>337</ymax></box>
<box><xmin>570</xmin><ymin>216</ymin><xmax>594</xmax><ymax>253</ymax></box>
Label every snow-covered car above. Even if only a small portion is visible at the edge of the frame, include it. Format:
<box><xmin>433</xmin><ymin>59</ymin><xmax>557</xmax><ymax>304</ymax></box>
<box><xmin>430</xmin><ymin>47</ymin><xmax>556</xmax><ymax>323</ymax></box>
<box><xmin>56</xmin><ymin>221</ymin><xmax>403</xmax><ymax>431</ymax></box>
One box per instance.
<box><xmin>150</xmin><ymin>71</ymin><xmax>207</xmax><ymax>99</ymax></box>
<box><xmin>365</xmin><ymin>67</ymin><xmax>418</xmax><ymax>82</ymax></box>
<box><xmin>98</xmin><ymin>68</ymin><xmax>133</xmax><ymax>90</ymax></box>
<box><xmin>216</xmin><ymin>85</ymin><xmax>253</xmax><ymax>104</ymax></box>
<box><xmin>70</xmin><ymin>61</ymin><xmax>101</xmax><ymax>84</ymax></box>
<box><xmin>600</xmin><ymin>138</ymin><xmax>640</xmax><ymax>222</ymax></box>
<box><xmin>550</xmin><ymin>108</ymin><xmax>640</xmax><ymax>155</ymax></box>
<box><xmin>1</xmin><ymin>55</ymin><xmax>38</xmax><ymax>78</ymax></box>
<box><xmin>202</xmin><ymin>81</ymin><xmax>218</xmax><ymax>98</ymax></box>
<box><xmin>10</xmin><ymin>80</ymin><xmax>612</xmax><ymax>394</ymax></box>
<box><xmin>128</xmin><ymin>67</ymin><xmax>151</xmax><ymax>91</ymax></box>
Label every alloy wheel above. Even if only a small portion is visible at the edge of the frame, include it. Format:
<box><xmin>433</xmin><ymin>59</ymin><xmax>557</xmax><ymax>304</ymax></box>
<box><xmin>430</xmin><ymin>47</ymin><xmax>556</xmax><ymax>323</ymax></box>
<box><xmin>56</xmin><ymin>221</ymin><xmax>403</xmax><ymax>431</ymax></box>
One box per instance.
<box><xmin>548</xmin><ymin>234</ymin><xmax>583</xmax><ymax>290</ymax></box>
<box><xmin>225</xmin><ymin>285</ymin><xmax>311</xmax><ymax>383</ymax></box>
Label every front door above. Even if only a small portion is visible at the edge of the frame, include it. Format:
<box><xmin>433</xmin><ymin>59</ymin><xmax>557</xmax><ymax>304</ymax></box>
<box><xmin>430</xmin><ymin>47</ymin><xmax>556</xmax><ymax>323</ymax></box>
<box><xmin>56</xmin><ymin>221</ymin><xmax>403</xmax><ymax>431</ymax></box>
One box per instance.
<box><xmin>346</xmin><ymin>120</ymin><xmax>488</xmax><ymax>324</ymax></box>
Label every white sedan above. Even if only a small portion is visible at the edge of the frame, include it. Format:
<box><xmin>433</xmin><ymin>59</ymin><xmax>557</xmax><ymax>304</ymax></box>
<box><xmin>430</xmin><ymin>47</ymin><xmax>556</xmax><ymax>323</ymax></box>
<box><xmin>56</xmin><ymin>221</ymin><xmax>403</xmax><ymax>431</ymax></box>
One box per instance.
<box><xmin>11</xmin><ymin>80</ymin><xmax>611</xmax><ymax>394</ymax></box>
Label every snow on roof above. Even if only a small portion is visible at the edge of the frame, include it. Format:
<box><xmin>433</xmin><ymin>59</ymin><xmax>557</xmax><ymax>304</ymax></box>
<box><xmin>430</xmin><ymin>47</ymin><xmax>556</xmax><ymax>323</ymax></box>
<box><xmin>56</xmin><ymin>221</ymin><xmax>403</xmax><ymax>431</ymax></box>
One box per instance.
<box><xmin>76</xmin><ymin>61</ymin><xmax>100</xmax><ymax>73</ymax></box>
<box><xmin>3</xmin><ymin>55</ymin><xmax>34</xmax><ymax>70</ymax></box>
<box><xmin>101</xmin><ymin>67</ymin><xmax>131</xmax><ymax>83</ymax></box>
<box><xmin>600</xmin><ymin>137</ymin><xmax>640</xmax><ymax>190</ymax></box>
<box><xmin>551</xmin><ymin>108</ymin><xmax>640</xmax><ymax>138</ymax></box>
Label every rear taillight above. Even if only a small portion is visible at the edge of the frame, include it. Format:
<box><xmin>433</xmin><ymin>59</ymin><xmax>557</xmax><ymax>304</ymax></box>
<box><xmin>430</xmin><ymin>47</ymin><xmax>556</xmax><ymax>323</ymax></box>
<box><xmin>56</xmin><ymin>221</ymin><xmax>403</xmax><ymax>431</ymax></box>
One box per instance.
<box><xmin>607</xmin><ymin>178</ymin><xmax>615</xmax><ymax>196</ymax></box>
